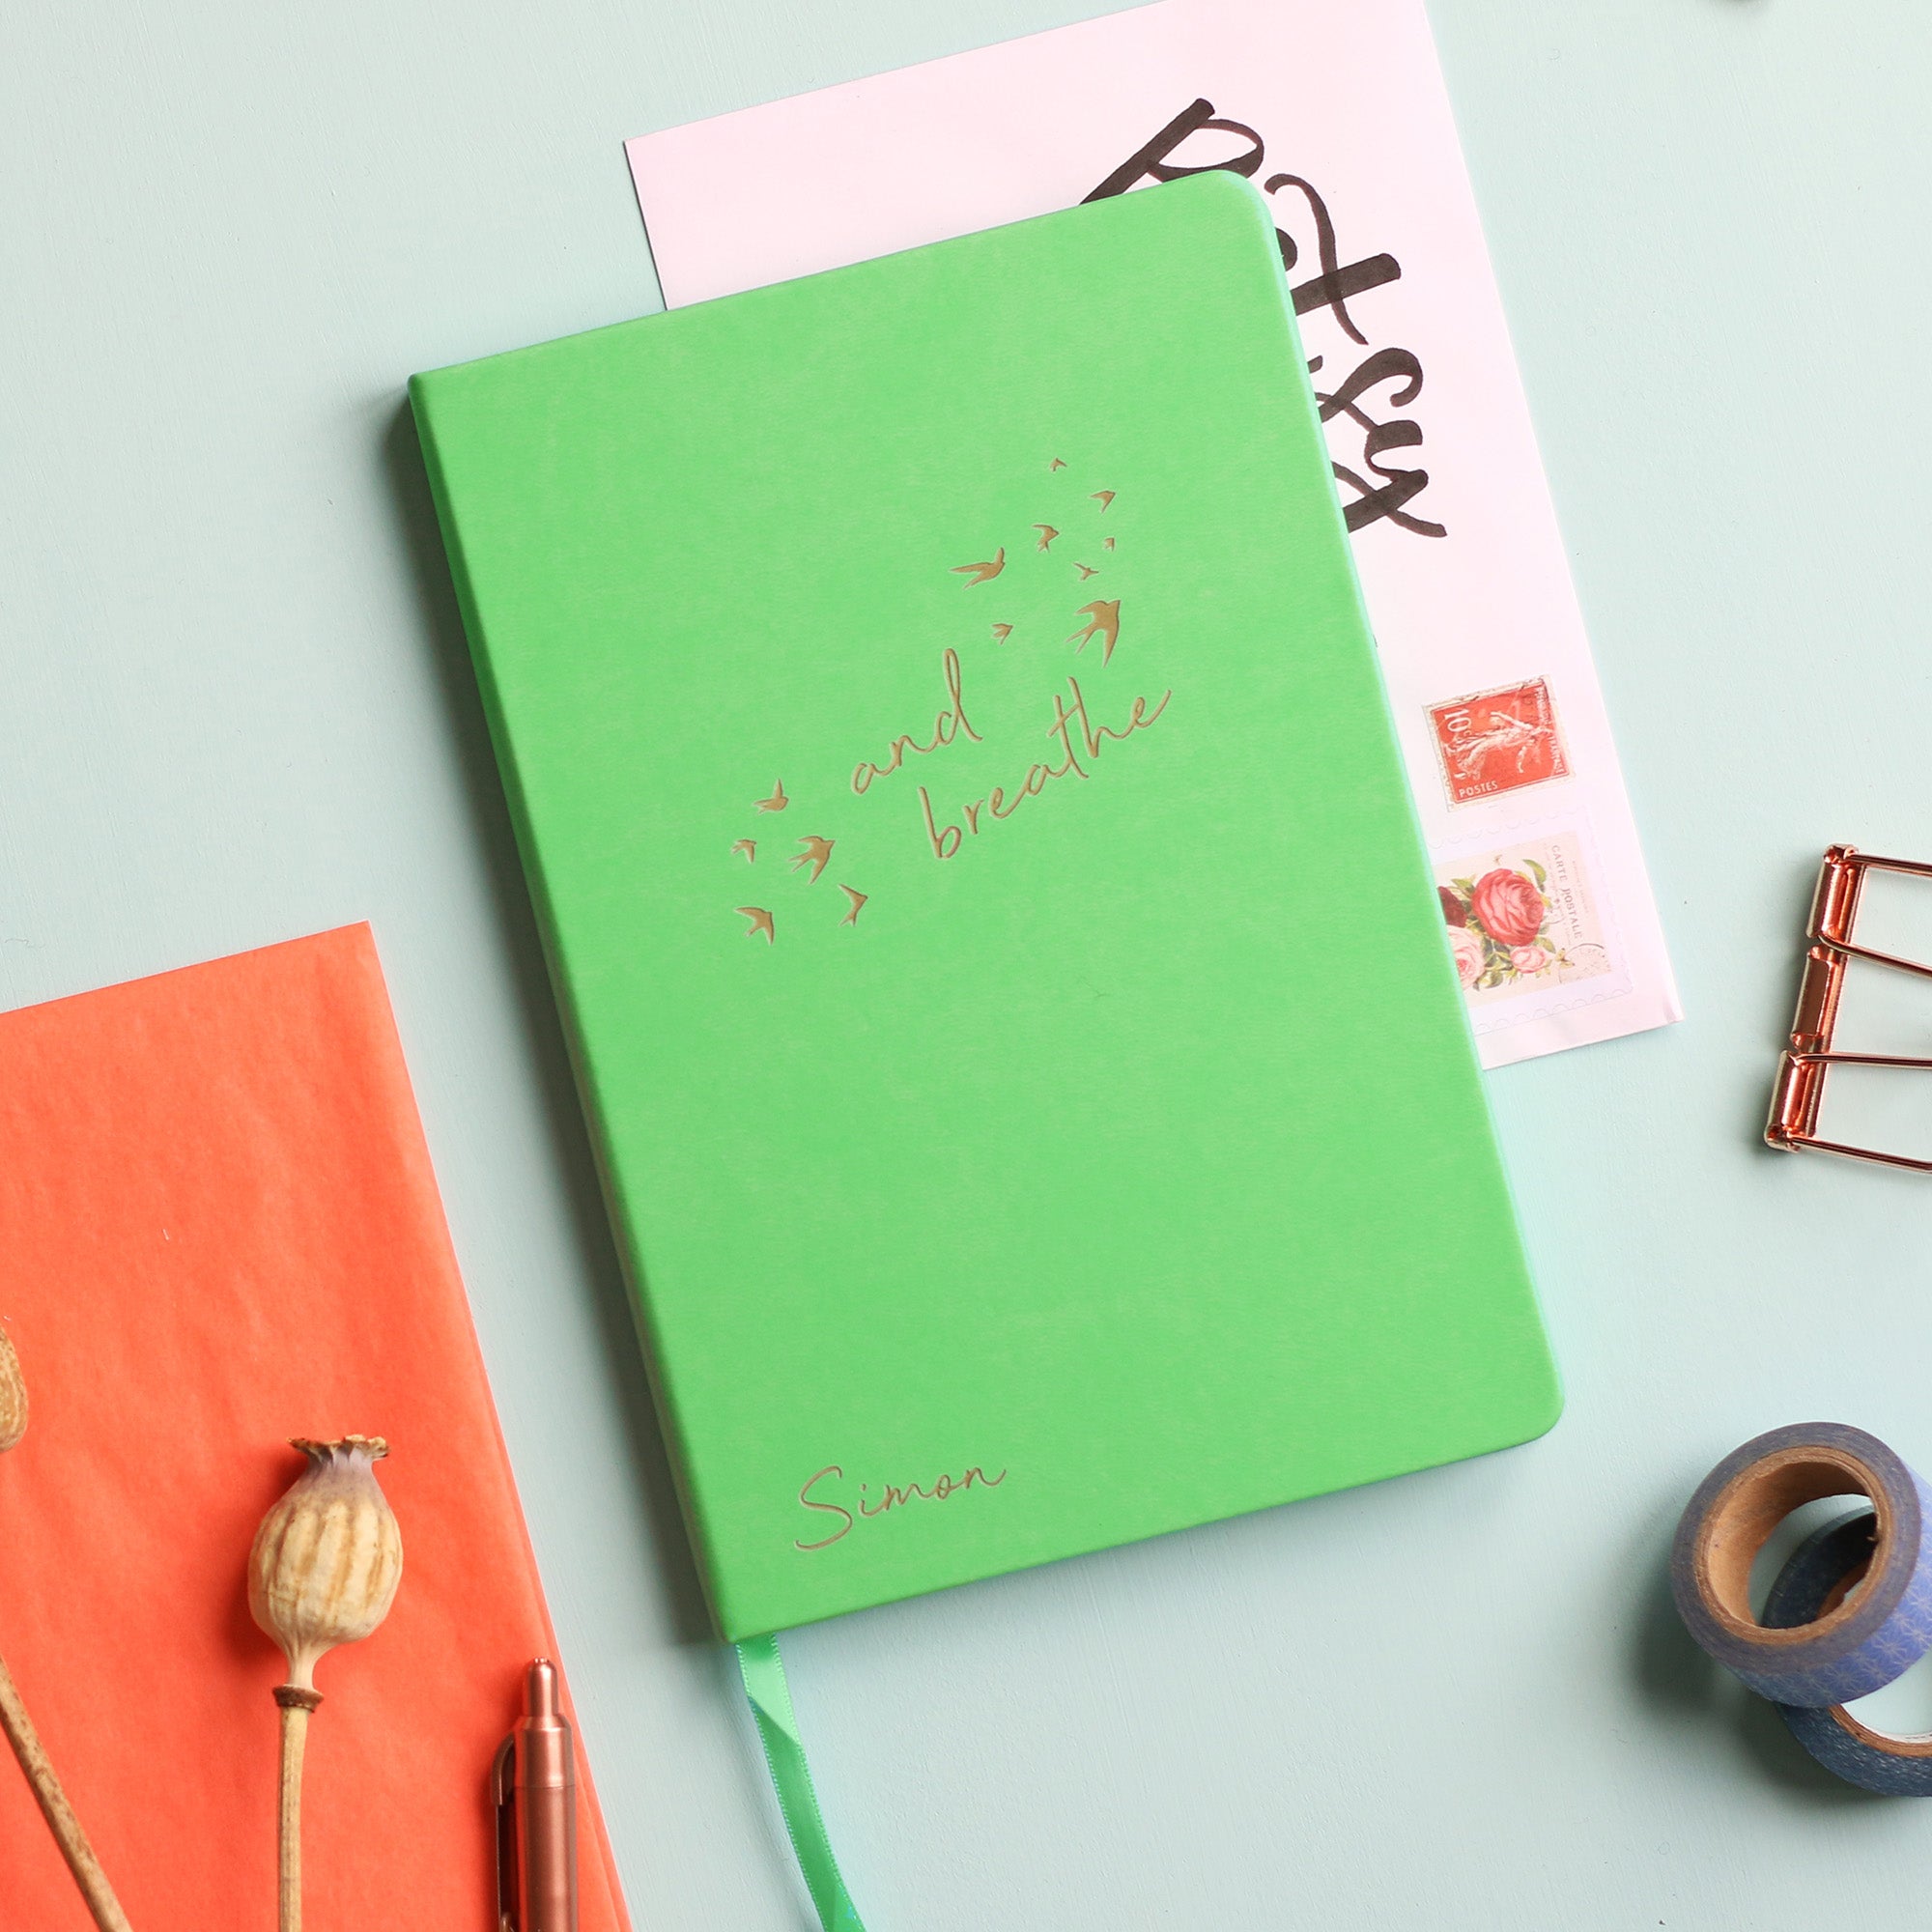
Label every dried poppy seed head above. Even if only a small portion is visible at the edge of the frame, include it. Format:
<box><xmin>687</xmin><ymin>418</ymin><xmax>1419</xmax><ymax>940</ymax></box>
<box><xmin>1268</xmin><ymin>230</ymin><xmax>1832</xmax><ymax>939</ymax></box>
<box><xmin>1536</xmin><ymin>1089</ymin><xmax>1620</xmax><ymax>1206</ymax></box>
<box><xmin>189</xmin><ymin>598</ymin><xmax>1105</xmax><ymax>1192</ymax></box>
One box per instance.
<box><xmin>0</xmin><ymin>1329</ymin><xmax>26</xmax><ymax>1454</ymax></box>
<box><xmin>248</xmin><ymin>1435</ymin><xmax>402</xmax><ymax>1692</ymax></box>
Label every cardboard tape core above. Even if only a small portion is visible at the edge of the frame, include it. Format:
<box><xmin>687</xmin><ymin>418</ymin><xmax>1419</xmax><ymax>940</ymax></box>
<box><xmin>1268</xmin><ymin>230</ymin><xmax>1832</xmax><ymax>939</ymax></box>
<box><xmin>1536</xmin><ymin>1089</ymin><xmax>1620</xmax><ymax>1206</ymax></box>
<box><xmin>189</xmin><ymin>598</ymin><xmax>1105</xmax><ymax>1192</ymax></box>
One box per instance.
<box><xmin>1764</xmin><ymin>1505</ymin><xmax>1932</xmax><ymax>1789</ymax></box>
<box><xmin>1696</xmin><ymin>1445</ymin><xmax>1889</xmax><ymax>1643</ymax></box>
<box><xmin>1677</xmin><ymin>1425</ymin><xmax>1932</xmax><ymax>1713</ymax></box>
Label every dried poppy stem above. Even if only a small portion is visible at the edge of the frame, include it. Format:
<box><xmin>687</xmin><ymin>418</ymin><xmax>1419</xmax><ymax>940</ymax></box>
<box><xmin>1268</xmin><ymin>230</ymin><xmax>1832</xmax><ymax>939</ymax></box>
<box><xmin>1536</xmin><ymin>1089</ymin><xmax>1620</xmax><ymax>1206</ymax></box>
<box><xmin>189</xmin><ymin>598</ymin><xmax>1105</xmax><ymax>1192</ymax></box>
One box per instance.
<box><xmin>0</xmin><ymin>1328</ymin><xmax>135</xmax><ymax>1932</ymax></box>
<box><xmin>0</xmin><ymin>1653</ymin><xmax>135</xmax><ymax>1932</ymax></box>
<box><xmin>274</xmin><ymin>1689</ymin><xmax>321</xmax><ymax>1932</ymax></box>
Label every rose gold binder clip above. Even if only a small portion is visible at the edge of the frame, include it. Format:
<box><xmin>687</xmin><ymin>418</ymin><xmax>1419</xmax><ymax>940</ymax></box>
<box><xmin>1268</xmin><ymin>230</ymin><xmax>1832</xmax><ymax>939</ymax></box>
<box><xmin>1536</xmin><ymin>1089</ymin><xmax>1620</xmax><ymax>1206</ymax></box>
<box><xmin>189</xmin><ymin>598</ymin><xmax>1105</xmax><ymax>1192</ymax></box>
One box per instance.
<box><xmin>1767</xmin><ymin>844</ymin><xmax>1932</xmax><ymax>1172</ymax></box>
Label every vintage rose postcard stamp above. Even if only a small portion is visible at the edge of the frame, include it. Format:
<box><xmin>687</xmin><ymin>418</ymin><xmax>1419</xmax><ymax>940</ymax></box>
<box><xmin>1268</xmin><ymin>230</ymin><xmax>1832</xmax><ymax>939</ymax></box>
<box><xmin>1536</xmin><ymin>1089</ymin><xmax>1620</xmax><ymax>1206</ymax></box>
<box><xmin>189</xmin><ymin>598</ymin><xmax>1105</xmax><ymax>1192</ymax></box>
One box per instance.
<box><xmin>1426</xmin><ymin>678</ymin><xmax>1569</xmax><ymax>806</ymax></box>
<box><xmin>1435</xmin><ymin>832</ymin><xmax>1613</xmax><ymax>1009</ymax></box>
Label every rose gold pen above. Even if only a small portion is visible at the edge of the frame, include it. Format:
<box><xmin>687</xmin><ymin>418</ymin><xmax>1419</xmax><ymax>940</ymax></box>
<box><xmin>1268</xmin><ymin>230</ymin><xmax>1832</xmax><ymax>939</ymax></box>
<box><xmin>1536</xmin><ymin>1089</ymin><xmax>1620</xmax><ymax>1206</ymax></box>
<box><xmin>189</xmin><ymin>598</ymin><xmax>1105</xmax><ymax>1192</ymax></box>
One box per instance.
<box><xmin>494</xmin><ymin>1658</ymin><xmax>578</xmax><ymax>1932</ymax></box>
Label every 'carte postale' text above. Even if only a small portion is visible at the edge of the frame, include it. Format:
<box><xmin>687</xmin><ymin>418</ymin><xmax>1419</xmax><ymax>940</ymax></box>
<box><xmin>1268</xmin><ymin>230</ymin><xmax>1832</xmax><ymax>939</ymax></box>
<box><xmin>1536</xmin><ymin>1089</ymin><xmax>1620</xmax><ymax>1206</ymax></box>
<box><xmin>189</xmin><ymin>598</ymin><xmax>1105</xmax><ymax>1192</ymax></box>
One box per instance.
<box><xmin>794</xmin><ymin>1460</ymin><xmax>1008</xmax><ymax>1550</ymax></box>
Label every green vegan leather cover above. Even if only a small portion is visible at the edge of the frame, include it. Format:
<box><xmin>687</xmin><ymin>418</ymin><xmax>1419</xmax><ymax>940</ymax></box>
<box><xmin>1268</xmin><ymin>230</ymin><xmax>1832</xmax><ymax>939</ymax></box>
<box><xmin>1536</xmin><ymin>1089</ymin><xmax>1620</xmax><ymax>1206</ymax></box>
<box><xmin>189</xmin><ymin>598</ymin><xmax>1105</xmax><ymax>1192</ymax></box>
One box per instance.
<box><xmin>411</xmin><ymin>172</ymin><xmax>1559</xmax><ymax>1641</ymax></box>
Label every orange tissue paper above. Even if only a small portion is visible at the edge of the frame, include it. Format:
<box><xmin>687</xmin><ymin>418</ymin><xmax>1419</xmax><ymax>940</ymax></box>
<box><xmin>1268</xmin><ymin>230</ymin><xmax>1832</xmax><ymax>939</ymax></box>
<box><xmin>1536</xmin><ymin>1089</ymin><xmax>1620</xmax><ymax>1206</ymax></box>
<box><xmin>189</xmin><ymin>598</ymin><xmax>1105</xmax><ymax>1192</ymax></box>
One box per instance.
<box><xmin>0</xmin><ymin>924</ymin><xmax>632</xmax><ymax>1932</ymax></box>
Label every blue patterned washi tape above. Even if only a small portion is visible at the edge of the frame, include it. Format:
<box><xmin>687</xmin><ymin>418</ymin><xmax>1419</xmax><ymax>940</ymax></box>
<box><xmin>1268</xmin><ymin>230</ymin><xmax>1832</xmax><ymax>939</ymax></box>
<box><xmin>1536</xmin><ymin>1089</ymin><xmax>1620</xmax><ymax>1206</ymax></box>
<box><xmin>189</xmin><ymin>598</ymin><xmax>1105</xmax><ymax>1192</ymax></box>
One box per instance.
<box><xmin>1670</xmin><ymin>1422</ymin><xmax>1932</xmax><ymax>1707</ymax></box>
<box><xmin>1764</xmin><ymin>1508</ymin><xmax>1932</xmax><ymax>1795</ymax></box>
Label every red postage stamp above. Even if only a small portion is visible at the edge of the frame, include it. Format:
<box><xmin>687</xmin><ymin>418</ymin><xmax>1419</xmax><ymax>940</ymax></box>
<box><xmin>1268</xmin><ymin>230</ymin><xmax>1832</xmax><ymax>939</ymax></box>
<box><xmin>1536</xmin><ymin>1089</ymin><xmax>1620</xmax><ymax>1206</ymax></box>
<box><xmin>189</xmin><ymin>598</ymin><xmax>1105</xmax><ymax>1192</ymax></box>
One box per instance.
<box><xmin>1426</xmin><ymin>678</ymin><xmax>1570</xmax><ymax>806</ymax></box>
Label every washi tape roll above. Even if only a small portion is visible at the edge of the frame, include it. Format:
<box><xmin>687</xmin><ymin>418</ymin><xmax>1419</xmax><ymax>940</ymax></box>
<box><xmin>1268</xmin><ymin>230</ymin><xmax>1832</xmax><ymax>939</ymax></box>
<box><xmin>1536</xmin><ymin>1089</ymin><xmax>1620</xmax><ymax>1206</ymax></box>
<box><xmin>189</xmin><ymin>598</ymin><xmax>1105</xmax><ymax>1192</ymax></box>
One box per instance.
<box><xmin>1764</xmin><ymin>1508</ymin><xmax>1932</xmax><ymax>1795</ymax></box>
<box><xmin>1671</xmin><ymin>1422</ymin><xmax>1932</xmax><ymax>1706</ymax></box>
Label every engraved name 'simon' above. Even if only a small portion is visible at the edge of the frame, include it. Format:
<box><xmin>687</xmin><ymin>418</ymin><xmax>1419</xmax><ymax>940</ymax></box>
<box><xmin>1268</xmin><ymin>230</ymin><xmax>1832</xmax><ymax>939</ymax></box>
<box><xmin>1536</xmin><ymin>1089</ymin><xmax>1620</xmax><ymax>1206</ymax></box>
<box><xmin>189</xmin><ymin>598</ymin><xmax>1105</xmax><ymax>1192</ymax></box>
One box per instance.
<box><xmin>793</xmin><ymin>1461</ymin><xmax>1008</xmax><ymax>1551</ymax></box>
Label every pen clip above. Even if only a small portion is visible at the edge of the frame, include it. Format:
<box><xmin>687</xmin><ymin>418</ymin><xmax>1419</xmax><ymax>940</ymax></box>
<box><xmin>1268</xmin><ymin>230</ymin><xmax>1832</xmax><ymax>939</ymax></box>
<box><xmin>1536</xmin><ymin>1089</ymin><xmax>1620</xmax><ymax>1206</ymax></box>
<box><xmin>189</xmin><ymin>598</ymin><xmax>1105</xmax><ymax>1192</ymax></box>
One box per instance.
<box><xmin>492</xmin><ymin>1733</ymin><xmax>519</xmax><ymax>1932</ymax></box>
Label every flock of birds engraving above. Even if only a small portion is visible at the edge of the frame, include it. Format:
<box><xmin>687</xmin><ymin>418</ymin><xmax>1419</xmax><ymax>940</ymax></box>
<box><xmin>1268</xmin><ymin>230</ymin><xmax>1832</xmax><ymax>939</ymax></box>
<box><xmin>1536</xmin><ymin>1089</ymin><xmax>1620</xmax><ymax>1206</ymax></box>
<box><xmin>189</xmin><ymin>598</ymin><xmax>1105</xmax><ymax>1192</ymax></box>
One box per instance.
<box><xmin>731</xmin><ymin>785</ymin><xmax>867</xmax><ymax>943</ymax></box>
<box><xmin>733</xmin><ymin>458</ymin><xmax>1122</xmax><ymax>945</ymax></box>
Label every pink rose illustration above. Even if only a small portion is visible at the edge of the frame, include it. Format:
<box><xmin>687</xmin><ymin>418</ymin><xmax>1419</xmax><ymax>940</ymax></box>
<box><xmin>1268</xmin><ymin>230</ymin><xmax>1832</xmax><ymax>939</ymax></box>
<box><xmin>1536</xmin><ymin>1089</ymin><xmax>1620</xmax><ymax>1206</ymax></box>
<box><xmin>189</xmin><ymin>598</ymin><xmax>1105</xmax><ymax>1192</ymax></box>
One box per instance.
<box><xmin>1448</xmin><ymin>924</ymin><xmax>1485</xmax><ymax>988</ymax></box>
<box><xmin>1471</xmin><ymin>867</ymin><xmax>1545</xmax><ymax>949</ymax></box>
<box><xmin>1510</xmin><ymin>945</ymin><xmax>1554</xmax><ymax>977</ymax></box>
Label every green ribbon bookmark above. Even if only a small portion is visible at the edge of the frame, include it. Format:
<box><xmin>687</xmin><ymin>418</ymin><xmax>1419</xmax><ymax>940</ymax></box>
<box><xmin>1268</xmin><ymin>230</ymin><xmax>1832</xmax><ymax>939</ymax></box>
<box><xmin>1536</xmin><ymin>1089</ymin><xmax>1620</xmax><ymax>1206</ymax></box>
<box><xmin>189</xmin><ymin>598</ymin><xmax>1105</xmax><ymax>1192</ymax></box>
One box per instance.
<box><xmin>736</xmin><ymin>1634</ymin><xmax>869</xmax><ymax>1931</ymax></box>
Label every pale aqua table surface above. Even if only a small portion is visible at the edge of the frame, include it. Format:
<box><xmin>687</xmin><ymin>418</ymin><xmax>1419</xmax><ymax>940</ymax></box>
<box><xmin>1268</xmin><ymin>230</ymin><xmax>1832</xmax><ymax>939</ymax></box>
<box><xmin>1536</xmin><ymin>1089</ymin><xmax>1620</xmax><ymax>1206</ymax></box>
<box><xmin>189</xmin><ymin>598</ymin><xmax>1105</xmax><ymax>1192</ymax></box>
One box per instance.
<box><xmin>7</xmin><ymin>2</ymin><xmax>1932</xmax><ymax>1925</ymax></box>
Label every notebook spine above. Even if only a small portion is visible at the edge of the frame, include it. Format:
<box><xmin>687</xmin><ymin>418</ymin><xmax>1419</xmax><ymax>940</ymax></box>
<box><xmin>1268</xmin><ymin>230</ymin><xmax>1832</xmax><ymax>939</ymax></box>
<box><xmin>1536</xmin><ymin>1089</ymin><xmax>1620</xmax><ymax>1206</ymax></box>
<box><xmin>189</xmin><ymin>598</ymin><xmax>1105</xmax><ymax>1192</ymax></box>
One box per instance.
<box><xmin>407</xmin><ymin>377</ymin><xmax>727</xmax><ymax>1634</ymax></box>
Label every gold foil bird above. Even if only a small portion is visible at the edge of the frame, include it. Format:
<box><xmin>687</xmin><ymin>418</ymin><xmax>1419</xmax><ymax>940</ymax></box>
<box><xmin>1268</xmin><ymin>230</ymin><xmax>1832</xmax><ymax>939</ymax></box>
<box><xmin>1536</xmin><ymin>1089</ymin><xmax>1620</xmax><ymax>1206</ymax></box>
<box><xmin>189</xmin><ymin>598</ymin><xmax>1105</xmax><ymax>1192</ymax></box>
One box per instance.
<box><xmin>952</xmin><ymin>550</ymin><xmax>1006</xmax><ymax>586</ymax></box>
<box><xmin>1067</xmin><ymin>600</ymin><xmax>1122</xmax><ymax>665</ymax></box>
<box><xmin>791</xmin><ymin>837</ymin><xmax>835</xmax><ymax>884</ymax></box>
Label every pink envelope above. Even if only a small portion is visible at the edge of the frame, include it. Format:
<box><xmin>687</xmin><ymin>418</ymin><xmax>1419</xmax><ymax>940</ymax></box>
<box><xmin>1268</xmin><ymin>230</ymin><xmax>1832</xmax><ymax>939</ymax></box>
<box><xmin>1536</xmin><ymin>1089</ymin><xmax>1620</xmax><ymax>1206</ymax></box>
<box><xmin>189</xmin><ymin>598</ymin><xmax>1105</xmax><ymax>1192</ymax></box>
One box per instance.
<box><xmin>628</xmin><ymin>0</ymin><xmax>1681</xmax><ymax>1066</ymax></box>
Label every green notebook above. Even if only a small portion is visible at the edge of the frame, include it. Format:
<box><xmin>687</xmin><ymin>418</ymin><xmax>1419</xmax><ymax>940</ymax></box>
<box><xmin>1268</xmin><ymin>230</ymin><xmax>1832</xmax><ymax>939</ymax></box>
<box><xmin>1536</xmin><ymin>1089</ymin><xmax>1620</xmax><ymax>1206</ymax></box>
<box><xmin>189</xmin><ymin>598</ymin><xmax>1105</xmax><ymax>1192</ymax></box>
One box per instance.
<box><xmin>412</xmin><ymin>172</ymin><xmax>1559</xmax><ymax>1641</ymax></box>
